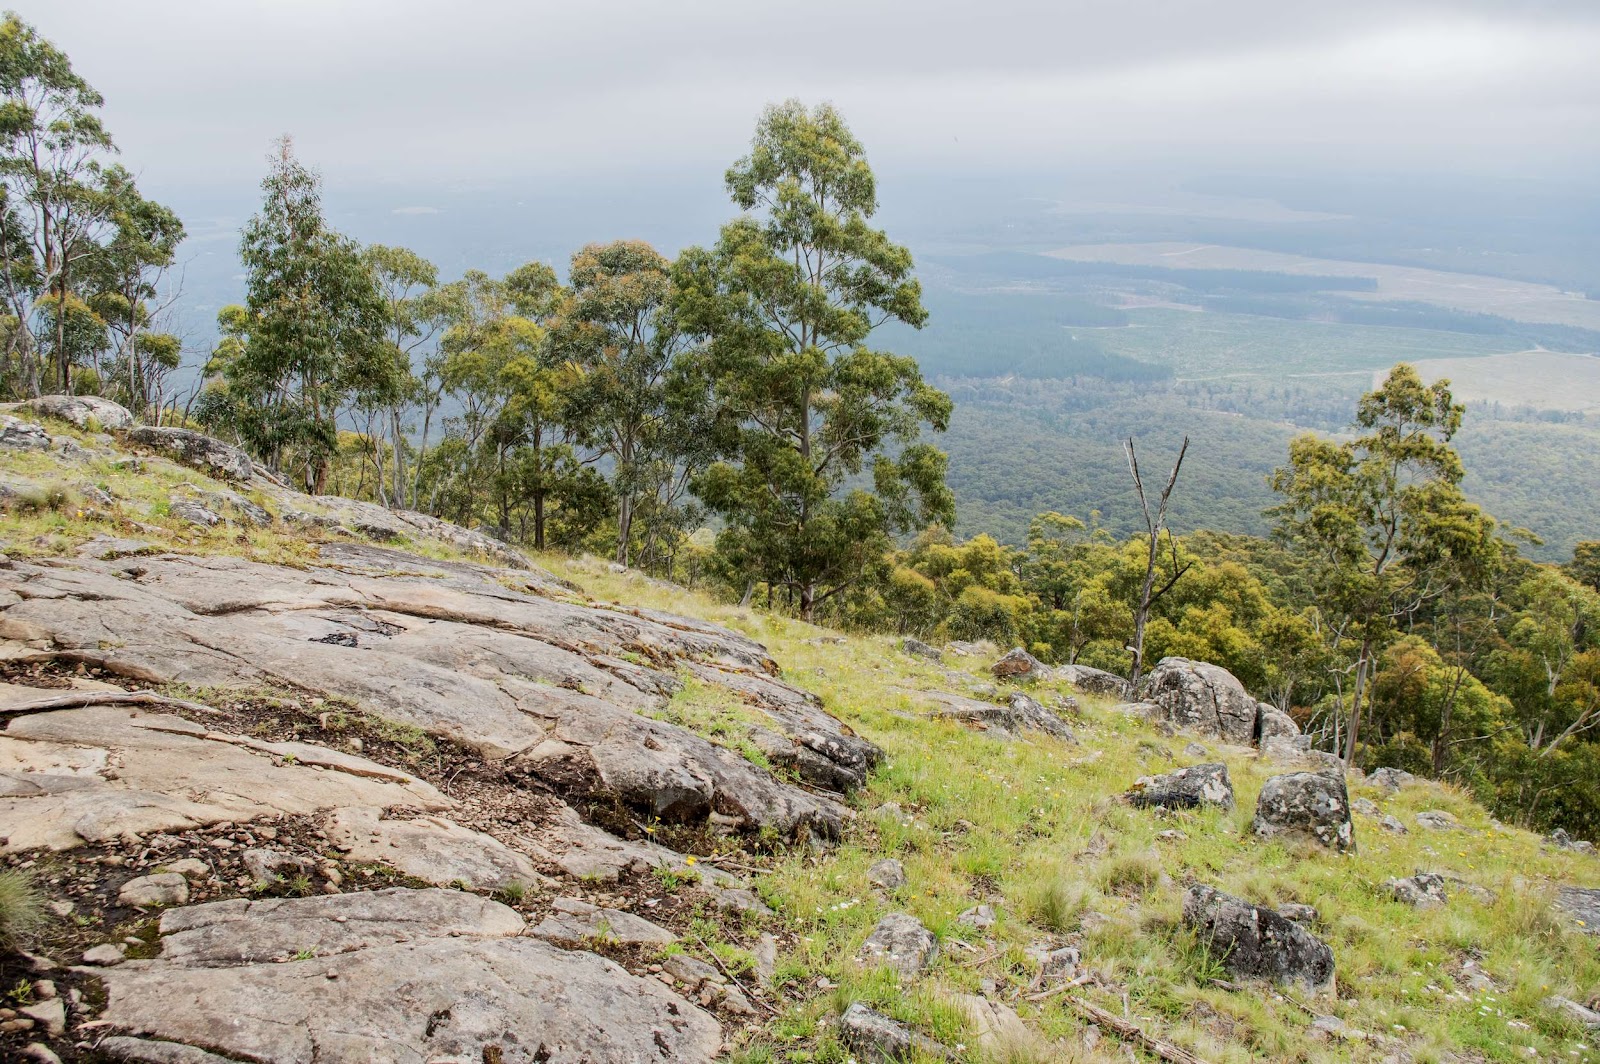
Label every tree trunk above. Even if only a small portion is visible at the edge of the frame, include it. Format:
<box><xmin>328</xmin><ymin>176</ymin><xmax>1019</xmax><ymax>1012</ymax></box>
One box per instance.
<box><xmin>1343</xmin><ymin>639</ymin><xmax>1372</xmax><ymax>766</ymax></box>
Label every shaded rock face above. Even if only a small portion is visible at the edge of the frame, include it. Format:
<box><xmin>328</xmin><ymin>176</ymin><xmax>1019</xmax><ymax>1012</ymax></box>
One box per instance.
<box><xmin>0</xmin><ymin>544</ymin><xmax>875</xmax><ymax>844</ymax></box>
<box><xmin>1556</xmin><ymin>886</ymin><xmax>1600</xmax><ymax>934</ymax></box>
<box><xmin>1368</xmin><ymin>767</ymin><xmax>1416</xmax><ymax>794</ymax></box>
<box><xmin>1252</xmin><ymin>771</ymin><xmax>1355</xmax><ymax>852</ymax></box>
<box><xmin>1183</xmin><ymin>885</ymin><xmax>1336</xmax><ymax>992</ymax></box>
<box><xmin>1058</xmin><ymin>663</ymin><xmax>1132</xmax><ymax>700</ymax></box>
<box><xmin>24</xmin><ymin>395</ymin><xmax>134</xmax><ymax>430</ymax></box>
<box><xmin>1126</xmin><ymin>762</ymin><xmax>1235</xmax><ymax>812</ymax></box>
<box><xmin>125</xmin><ymin>427</ymin><xmax>253</xmax><ymax>482</ymax></box>
<box><xmin>900</xmin><ymin>637</ymin><xmax>941</xmax><ymax>661</ymax></box>
<box><xmin>841</xmin><ymin>1002</ymin><xmax>952</xmax><ymax>1062</ymax></box>
<box><xmin>1139</xmin><ymin>657</ymin><xmax>1298</xmax><ymax>748</ymax></box>
<box><xmin>0</xmin><ymin>415</ymin><xmax>52</xmax><ymax>449</ymax></box>
<box><xmin>991</xmin><ymin>647</ymin><xmax>1051</xmax><ymax>682</ymax></box>
<box><xmin>94</xmin><ymin>889</ymin><xmax>722</xmax><ymax>1063</ymax></box>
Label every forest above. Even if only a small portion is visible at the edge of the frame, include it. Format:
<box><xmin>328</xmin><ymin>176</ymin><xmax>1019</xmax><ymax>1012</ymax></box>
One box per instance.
<box><xmin>4</xmin><ymin>12</ymin><xmax>1600</xmax><ymax>838</ymax></box>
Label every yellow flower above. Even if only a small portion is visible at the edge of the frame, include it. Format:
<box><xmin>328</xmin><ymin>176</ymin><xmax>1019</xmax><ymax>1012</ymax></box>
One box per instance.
<box><xmin>684</xmin><ymin>855</ymin><xmax>698</xmax><ymax>866</ymax></box>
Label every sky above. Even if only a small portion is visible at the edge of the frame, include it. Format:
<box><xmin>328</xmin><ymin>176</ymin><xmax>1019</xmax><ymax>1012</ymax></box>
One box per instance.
<box><xmin>27</xmin><ymin>0</ymin><xmax>1600</xmax><ymax>195</ymax></box>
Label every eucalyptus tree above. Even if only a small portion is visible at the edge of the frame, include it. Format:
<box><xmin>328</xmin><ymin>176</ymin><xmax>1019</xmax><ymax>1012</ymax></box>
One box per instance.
<box><xmin>225</xmin><ymin>137</ymin><xmax>386</xmax><ymax>493</ymax></box>
<box><xmin>674</xmin><ymin>101</ymin><xmax>953</xmax><ymax>619</ymax></box>
<box><xmin>1271</xmin><ymin>364</ymin><xmax>1499</xmax><ymax>764</ymax></box>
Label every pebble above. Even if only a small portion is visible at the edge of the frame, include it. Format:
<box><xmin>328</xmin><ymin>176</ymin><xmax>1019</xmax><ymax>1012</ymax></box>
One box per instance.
<box><xmin>82</xmin><ymin>944</ymin><xmax>126</xmax><ymax>966</ymax></box>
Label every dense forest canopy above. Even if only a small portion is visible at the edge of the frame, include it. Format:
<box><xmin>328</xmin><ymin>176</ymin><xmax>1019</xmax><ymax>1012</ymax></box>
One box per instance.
<box><xmin>4</xmin><ymin>12</ymin><xmax>1600</xmax><ymax>838</ymax></box>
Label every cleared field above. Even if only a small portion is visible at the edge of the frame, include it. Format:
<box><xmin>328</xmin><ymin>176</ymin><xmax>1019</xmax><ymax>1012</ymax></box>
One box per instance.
<box><xmin>1096</xmin><ymin>308</ymin><xmax>1516</xmax><ymax>378</ymax></box>
<box><xmin>1047</xmin><ymin>242</ymin><xmax>1600</xmax><ymax>331</ymax></box>
<box><xmin>1402</xmin><ymin>349</ymin><xmax>1600</xmax><ymax>413</ymax></box>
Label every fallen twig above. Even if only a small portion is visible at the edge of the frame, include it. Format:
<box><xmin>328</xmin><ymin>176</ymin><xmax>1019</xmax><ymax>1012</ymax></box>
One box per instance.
<box><xmin>1023</xmin><ymin>972</ymin><xmax>1095</xmax><ymax>1001</ymax></box>
<box><xmin>0</xmin><ymin>689</ymin><xmax>223</xmax><ymax>719</ymax></box>
<box><xmin>692</xmin><ymin>933</ymin><xmax>779</xmax><ymax>1016</ymax></box>
<box><xmin>1062</xmin><ymin>996</ymin><xmax>1214</xmax><ymax>1064</ymax></box>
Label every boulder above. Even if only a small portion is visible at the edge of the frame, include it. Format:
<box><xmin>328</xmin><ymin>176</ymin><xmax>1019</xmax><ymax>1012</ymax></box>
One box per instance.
<box><xmin>1414</xmin><ymin>810</ymin><xmax>1461</xmax><ymax>831</ymax></box>
<box><xmin>1183</xmin><ymin>885</ymin><xmax>1336</xmax><ymax>992</ymax></box>
<box><xmin>1057</xmin><ymin>663</ymin><xmax>1132</xmax><ymax>700</ymax></box>
<box><xmin>24</xmin><ymin>395</ymin><xmax>134</xmax><ymax>430</ymax></box>
<box><xmin>1546</xmin><ymin>995</ymin><xmax>1600</xmax><ymax>1030</ymax></box>
<box><xmin>1368</xmin><ymin>767</ymin><xmax>1416</xmax><ymax>794</ymax></box>
<box><xmin>125</xmin><ymin>426</ymin><xmax>253</xmax><ymax>482</ymax></box>
<box><xmin>1382</xmin><ymin>872</ymin><xmax>1495</xmax><ymax>909</ymax></box>
<box><xmin>928</xmin><ymin>691</ymin><xmax>1074</xmax><ymax>741</ymax></box>
<box><xmin>1252</xmin><ymin>771</ymin><xmax>1355</xmax><ymax>852</ymax></box>
<box><xmin>950</xmin><ymin>994</ymin><xmax>1039</xmax><ymax>1057</ymax></box>
<box><xmin>93</xmin><ymin>888</ymin><xmax>721</xmax><ymax>1063</ymax></box>
<box><xmin>840</xmin><ymin>1002</ymin><xmax>953</xmax><ymax>1062</ymax></box>
<box><xmin>867</xmin><ymin>858</ymin><xmax>907</xmax><ymax>890</ymax></box>
<box><xmin>1549</xmin><ymin>828</ymin><xmax>1596</xmax><ymax>855</ymax></box>
<box><xmin>991</xmin><ymin>647</ymin><xmax>1051</xmax><ymax>682</ymax></box>
<box><xmin>1140</xmin><ymin>657</ymin><xmax>1269</xmax><ymax>745</ymax></box>
<box><xmin>326</xmin><ymin>806</ymin><xmax>551</xmax><ymax>892</ymax></box>
<box><xmin>900</xmin><ymin>637</ymin><xmax>941</xmax><ymax>662</ymax></box>
<box><xmin>167</xmin><ymin>497</ymin><xmax>221</xmax><ymax>527</ymax></box>
<box><xmin>1126</xmin><ymin>762</ymin><xmax>1235</xmax><ymax>812</ymax></box>
<box><xmin>0</xmin><ymin>415</ymin><xmax>51</xmax><ymax>450</ymax></box>
<box><xmin>1257</xmin><ymin>707</ymin><xmax>1301</xmax><ymax>743</ymax></box>
<box><xmin>856</xmin><ymin>913</ymin><xmax>939</xmax><ymax>978</ymax></box>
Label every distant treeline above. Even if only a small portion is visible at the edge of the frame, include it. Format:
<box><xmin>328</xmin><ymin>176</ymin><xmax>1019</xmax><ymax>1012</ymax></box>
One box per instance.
<box><xmin>933</xmin><ymin>251</ymin><xmax>1381</xmax><ymax>295</ymax></box>
<box><xmin>1199</xmin><ymin>294</ymin><xmax>1600</xmax><ymax>352</ymax></box>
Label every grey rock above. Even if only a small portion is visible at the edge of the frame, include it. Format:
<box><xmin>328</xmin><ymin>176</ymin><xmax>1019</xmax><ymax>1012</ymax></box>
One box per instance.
<box><xmin>240</xmin><ymin>848</ymin><xmax>316</xmax><ymax>886</ymax></box>
<box><xmin>529</xmin><ymin>896</ymin><xmax>677</xmax><ymax>949</ymax></box>
<box><xmin>664</xmin><ymin>952</ymin><xmax>723</xmax><ymax>987</ymax></box>
<box><xmin>204</xmin><ymin>488</ymin><xmax>272</xmax><ymax>527</ymax></box>
<box><xmin>1352</xmin><ymin>797</ymin><xmax>1380</xmax><ymax>817</ymax></box>
<box><xmin>840</xmin><ymin>1001</ymin><xmax>953</xmax><ymax>1062</ymax></box>
<box><xmin>19</xmin><ymin>997</ymin><xmax>65</xmax><ymax>1036</ymax></box>
<box><xmin>1368</xmin><ymin>767</ymin><xmax>1416</xmax><ymax>794</ymax></box>
<box><xmin>929</xmin><ymin>690</ymin><xmax>1074</xmax><ymax>741</ymax></box>
<box><xmin>753</xmin><ymin>933</ymin><xmax>779</xmax><ymax>987</ymax></box>
<box><xmin>1126</xmin><ymin>761</ymin><xmax>1235</xmax><ymax>812</ymax></box>
<box><xmin>900</xmin><ymin>637</ymin><xmax>941</xmax><ymax>662</ymax></box>
<box><xmin>991</xmin><ymin>647</ymin><xmax>1052</xmax><ymax>682</ymax></box>
<box><xmin>1383</xmin><ymin>872</ymin><xmax>1495</xmax><ymax>909</ymax></box>
<box><xmin>1140</xmin><ymin>657</ymin><xmax>1265</xmax><ymax>744</ymax></box>
<box><xmin>0</xmin><ymin>415</ymin><xmax>51</xmax><ymax>449</ymax></box>
<box><xmin>118</xmin><ymin>872</ymin><xmax>189</xmax><ymax>908</ymax></box>
<box><xmin>24</xmin><ymin>395</ymin><xmax>134</xmax><ymax>430</ymax></box>
<box><xmin>1037</xmin><ymin>945</ymin><xmax>1080</xmax><ymax>978</ymax></box>
<box><xmin>957</xmin><ymin>904</ymin><xmax>996</xmax><ymax>930</ymax></box>
<box><xmin>95</xmin><ymin>888</ymin><xmax>721</xmax><ymax>1063</ymax></box>
<box><xmin>868</xmin><ymin>858</ymin><xmax>907</xmax><ymax>890</ymax></box>
<box><xmin>166</xmin><ymin>497</ymin><xmax>221</xmax><ymax>527</ymax></box>
<box><xmin>1058</xmin><ymin>663</ymin><xmax>1132</xmax><ymax>700</ymax></box>
<box><xmin>82</xmin><ymin>943</ymin><xmax>126</xmax><ymax>965</ymax></box>
<box><xmin>1380</xmin><ymin>814</ymin><xmax>1408</xmax><ymax>835</ymax></box>
<box><xmin>93</xmin><ymin>1038</ymin><xmax>240</xmax><ymax>1064</ymax></box>
<box><xmin>951</xmin><ymin>993</ymin><xmax>1040</xmax><ymax>1056</ymax></box>
<box><xmin>1183</xmin><ymin>885</ymin><xmax>1336</xmax><ymax>992</ymax></box>
<box><xmin>857</xmin><ymin>913</ymin><xmax>939</xmax><ymax>978</ymax></box>
<box><xmin>326</xmin><ymin>806</ymin><xmax>550</xmax><ymax>892</ymax></box>
<box><xmin>1549</xmin><ymin>828</ymin><xmax>1597</xmax><ymax>855</ymax></box>
<box><xmin>1183</xmin><ymin>741</ymin><xmax>1208</xmax><ymax>758</ymax></box>
<box><xmin>1546</xmin><ymin>994</ymin><xmax>1600</xmax><ymax>1030</ymax></box>
<box><xmin>1252</xmin><ymin>771</ymin><xmax>1355</xmax><ymax>851</ymax></box>
<box><xmin>162</xmin><ymin>858</ymin><xmax>210</xmax><ymax>879</ymax></box>
<box><xmin>20</xmin><ymin>1043</ymin><xmax>64</xmax><ymax>1064</ymax></box>
<box><xmin>1415</xmin><ymin>810</ymin><xmax>1461</xmax><ymax>831</ymax></box>
<box><xmin>1556</xmin><ymin>886</ymin><xmax>1600</xmax><ymax>933</ymax></box>
<box><xmin>126</xmin><ymin>426</ymin><xmax>254</xmax><ymax>482</ymax></box>
<box><xmin>1257</xmin><ymin>707</ymin><xmax>1301</xmax><ymax>743</ymax></box>
<box><xmin>707</xmin><ymin>886</ymin><xmax>773</xmax><ymax>918</ymax></box>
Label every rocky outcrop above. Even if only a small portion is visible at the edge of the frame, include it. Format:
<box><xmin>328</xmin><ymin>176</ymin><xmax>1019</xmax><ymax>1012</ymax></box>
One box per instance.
<box><xmin>23</xmin><ymin>395</ymin><xmax>134</xmax><ymax>430</ymax></box>
<box><xmin>1368</xmin><ymin>767</ymin><xmax>1416</xmax><ymax>794</ymax></box>
<box><xmin>1183</xmin><ymin>885</ymin><xmax>1336</xmax><ymax>992</ymax></box>
<box><xmin>92</xmin><ymin>889</ymin><xmax>722</xmax><ymax>1063</ymax></box>
<box><xmin>0</xmin><ymin>545</ymin><xmax>874</xmax><ymax>843</ymax></box>
<box><xmin>125</xmin><ymin>426</ymin><xmax>253</xmax><ymax>482</ymax></box>
<box><xmin>1556</xmin><ymin>886</ymin><xmax>1600</xmax><ymax>933</ymax></box>
<box><xmin>1252</xmin><ymin>771</ymin><xmax>1355</xmax><ymax>852</ymax></box>
<box><xmin>325</xmin><ymin>807</ymin><xmax>552</xmax><ymax>892</ymax></box>
<box><xmin>1139</xmin><ymin>657</ymin><xmax>1298</xmax><ymax>748</ymax></box>
<box><xmin>900</xmin><ymin>637</ymin><xmax>941</xmax><ymax>661</ymax></box>
<box><xmin>1126</xmin><ymin>762</ymin><xmax>1235</xmax><ymax>811</ymax></box>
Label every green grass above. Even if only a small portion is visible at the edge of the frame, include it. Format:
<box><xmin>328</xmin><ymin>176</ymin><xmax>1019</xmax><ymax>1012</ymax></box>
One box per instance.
<box><xmin>0</xmin><ymin>868</ymin><xmax>43</xmax><ymax>948</ymax></box>
<box><xmin>539</xmin><ymin>553</ymin><xmax>1600</xmax><ymax>1063</ymax></box>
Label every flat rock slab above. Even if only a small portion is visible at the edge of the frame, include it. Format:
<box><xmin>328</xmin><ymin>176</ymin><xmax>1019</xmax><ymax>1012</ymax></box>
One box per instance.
<box><xmin>529</xmin><ymin>896</ymin><xmax>677</xmax><ymax>949</ymax></box>
<box><xmin>0</xmin><ymin>705</ymin><xmax>446</xmax><ymax>853</ymax></box>
<box><xmin>96</xmin><ymin>888</ymin><xmax>720</xmax><ymax>1063</ymax></box>
<box><xmin>1556</xmin><ymin>886</ymin><xmax>1600</xmax><ymax>933</ymax></box>
<box><xmin>326</xmin><ymin>806</ymin><xmax>553</xmax><ymax>892</ymax></box>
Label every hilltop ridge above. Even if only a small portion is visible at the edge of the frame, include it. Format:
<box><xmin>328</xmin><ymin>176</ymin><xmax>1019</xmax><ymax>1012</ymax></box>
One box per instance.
<box><xmin>0</xmin><ymin>402</ymin><xmax>1599</xmax><ymax>1063</ymax></box>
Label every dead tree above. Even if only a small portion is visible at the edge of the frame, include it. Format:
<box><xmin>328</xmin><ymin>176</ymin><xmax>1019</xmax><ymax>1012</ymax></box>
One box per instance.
<box><xmin>1125</xmin><ymin>435</ymin><xmax>1191</xmax><ymax>692</ymax></box>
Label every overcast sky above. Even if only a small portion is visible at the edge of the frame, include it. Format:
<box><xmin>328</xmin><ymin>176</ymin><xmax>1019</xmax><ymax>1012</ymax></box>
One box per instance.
<box><xmin>26</xmin><ymin>0</ymin><xmax>1600</xmax><ymax>194</ymax></box>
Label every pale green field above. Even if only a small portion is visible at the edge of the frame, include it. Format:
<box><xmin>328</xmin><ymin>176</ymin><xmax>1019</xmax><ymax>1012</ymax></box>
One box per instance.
<box><xmin>1405</xmin><ymin>349</ymin><xmax>1600</xmax><ymax>413</ymax></box>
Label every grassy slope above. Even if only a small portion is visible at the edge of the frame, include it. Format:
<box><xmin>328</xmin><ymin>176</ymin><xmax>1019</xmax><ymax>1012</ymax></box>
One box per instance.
<box><xmin>5</xmin><ymin>423</ymin><xmax>1600</xmax><ymax>1063</ymax></box>
<box><xmin>549</xmin><ymin>559</ymin><xmax>1600</xmax><ymax>1064</ymax></box>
